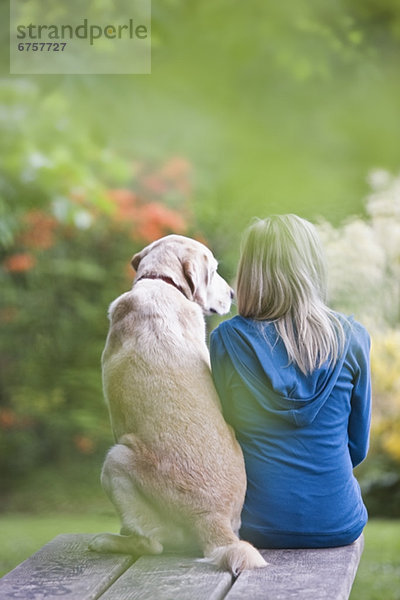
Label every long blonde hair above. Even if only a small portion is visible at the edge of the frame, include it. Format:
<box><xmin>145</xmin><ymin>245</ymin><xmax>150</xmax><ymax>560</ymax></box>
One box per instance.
<box><xmin>236</xmin><ymin>215</ymin><xmax>345</xmax><ymax>374</ymax></box>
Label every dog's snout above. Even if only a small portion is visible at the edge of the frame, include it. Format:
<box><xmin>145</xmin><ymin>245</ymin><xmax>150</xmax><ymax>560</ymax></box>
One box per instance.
<box><xmin>230</xmin><ymin>288</ymin><xmax>235</xmax><ymax>300</ymax></box>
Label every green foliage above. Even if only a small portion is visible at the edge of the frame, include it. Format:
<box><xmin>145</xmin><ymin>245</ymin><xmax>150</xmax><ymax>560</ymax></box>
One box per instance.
<box><xmin>0</xmin><ymin>80</ymin><xmax>197</xmax><ymax>499</ymax></box>
<box><xmin>3</xmin><ymin>0</ymin><xmax>400</xmax><ymax>247</ymax></box>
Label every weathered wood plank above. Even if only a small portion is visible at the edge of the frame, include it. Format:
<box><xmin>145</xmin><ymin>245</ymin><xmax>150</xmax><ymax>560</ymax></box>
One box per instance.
<box><xmin>100</xmin><ymin>554</ymin><xmax>233</xmax><ymax>600</ymax></box>
<box><xmin>0</xmin><ymin>533</ymin><xmax>364</xmax><ymax>600</ymax></box>
<box><xmin>225</xmin><ymin>535</ymin><xmax>364</xmax><ymax>600</ymax></box>
<box><xmin>0</xmin><ymin>534</ymin><xmax>134</xmax><ymax>600</ymax></box>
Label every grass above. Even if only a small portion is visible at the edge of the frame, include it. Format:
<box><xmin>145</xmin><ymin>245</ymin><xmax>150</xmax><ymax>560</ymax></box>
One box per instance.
<box><xmin>350</xmin><ymin>520</ymin><xmax>400</xmax><ymax>600</ymax></box>
<box><xmin>0</xmin><ymin>513</ymin><xmax>119</xmax><ymax>578</ymax></box>
<box><xmin>0</xmin><ymin>516</ymin><xmax>399</xmax><ymax>599</ymax></box>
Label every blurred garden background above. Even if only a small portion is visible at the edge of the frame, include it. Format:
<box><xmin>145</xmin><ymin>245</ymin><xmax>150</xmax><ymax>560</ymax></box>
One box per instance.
<box><xmin>1</xmin><ymin>0</ymin><xmax>400</xmax><ymax>597</ymax></box>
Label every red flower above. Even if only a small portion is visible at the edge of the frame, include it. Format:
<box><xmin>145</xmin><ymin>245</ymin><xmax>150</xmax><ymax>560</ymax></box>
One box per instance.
<box><xmin>136</xmin><ymin>202</ymin><xmax>187</xmax><ymax>242</ymax></box>
<box><xmin>0</xmin><ymin>409</ymin><xmax>17</xmax><ymax>429</ymax></box>
<box><xmin>19</xmin><ymin>211</ymin><xmax>57</xmax><ymax>250</ymax></box>
<box><xmin>3</xmin><ymin>253</ymin><xmax>36</xmax><ymax>273</ymax></box>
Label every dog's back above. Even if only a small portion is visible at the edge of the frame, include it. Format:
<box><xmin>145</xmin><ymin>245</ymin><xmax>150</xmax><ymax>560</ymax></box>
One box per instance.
<box><xmin>102</xmin><ymin>283</ymin><xmax>246</xmax><ymax>514</ymax></box>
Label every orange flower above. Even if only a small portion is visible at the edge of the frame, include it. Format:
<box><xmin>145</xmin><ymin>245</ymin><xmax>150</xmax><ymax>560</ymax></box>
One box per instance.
<box><xmin>3</xmin><ymin>253</ymin><xmax>36</xmax><ymax>273</ymax></box>
<box><xmin>136</xmin><ymin>202</ymin><xmax>187</xmax><ymax>242</ymax></box>
<box><xmin>160</xmin><ymin>157</ymin><xmax>191</xmax><ymax>180</ymax></box>
<box><xmin>73</xmin><ymin>435</ymin><xmax>95</xmax><ymax>454</ymax></box>
<box><xmin>108</xmin><ymin>189</ymin><xmax>139</xmax><ymax>223</ymax></box>
<box><xmin>0</xmin><ymin>409</ymin><xmax>17</xmax><ymax>429</ymax></box>
<box><xmin>19</xmin><ymin>211</ymin><xmax>57</xmax><ymax>250</ymax></box>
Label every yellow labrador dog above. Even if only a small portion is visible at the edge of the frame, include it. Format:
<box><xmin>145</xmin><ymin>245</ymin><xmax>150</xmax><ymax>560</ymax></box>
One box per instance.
<box><xmin>90</xmin><ymin>235</ymin><xmax>266</xmax><ymax>575</ymax></box>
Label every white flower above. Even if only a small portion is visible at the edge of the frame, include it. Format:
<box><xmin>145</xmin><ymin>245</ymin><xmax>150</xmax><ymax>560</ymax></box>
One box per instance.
<box><xmin>74</xmin><ymin>210</ymin><xmax>93</xmax><ymax>230</ymax></box>
<box><xmin>367</xmin><ymin>169</ymin><xmax>391</xmax><ymax>191</ymax></box>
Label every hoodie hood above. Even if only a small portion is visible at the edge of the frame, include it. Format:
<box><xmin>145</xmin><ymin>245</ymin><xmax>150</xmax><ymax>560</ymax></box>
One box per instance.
<box><xmin>212</xmin><ymin>315</ymin><xmax>352</xmax><ymax>427</ymax></box>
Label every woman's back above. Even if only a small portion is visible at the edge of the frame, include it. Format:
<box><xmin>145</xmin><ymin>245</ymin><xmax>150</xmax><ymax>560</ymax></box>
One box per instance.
<box><xmin>210</xmin><ymin>314</ymin><xmax>371</xmax><ymax>548</ymax></box>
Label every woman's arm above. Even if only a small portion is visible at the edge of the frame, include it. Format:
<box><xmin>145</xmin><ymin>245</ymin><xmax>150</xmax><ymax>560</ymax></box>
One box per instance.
<box><xmin>348</xmin><ymin>327</ymin><xmax>372</xmax><ymax>468</ymax></box>
<box><xmin>210</xmin><ymin>327</ymin><xmax>233</xmax><ymax>423</ymax></box>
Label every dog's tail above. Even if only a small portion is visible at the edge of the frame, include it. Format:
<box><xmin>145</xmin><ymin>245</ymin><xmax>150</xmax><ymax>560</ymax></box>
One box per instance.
<box><xmin>205</xmin><ymin>540</ymin><xmax>268</xmax><ymax>576</ymax></box>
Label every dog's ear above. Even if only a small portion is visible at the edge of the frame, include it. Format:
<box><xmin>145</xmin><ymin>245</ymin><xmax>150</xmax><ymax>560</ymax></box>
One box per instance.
<box><xmin>182</xmin><ymin>257</ymin><xmax>208</xmax><ymax>307</ymax></box>
<box><xmin>131</xmin><ymin>238</ymin><xmax>159</xmax><ymax>272</ymax></box>
<box><xmin>182</xmin><ymin>259</ymin><xmax>196</xmax><ymax>296</ymax></box>
<box><xmin>131</xmin><ymin>251</ymin><xmax>142</xmax><ymax>271</ymax></box>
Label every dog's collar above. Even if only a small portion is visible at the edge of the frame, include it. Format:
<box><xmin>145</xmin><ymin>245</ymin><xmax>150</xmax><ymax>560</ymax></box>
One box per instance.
<box><xmin>136</xmin><ymin>274</ymin><xmax>188</xmax><ymax>298</ymax></box>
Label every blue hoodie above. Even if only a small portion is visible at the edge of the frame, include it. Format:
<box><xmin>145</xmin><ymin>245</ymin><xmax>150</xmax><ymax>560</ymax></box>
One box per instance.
<box><xmin>210</xmin><ymin>314</ymin><xmax>371</xmax><ymax>548</ymax></box>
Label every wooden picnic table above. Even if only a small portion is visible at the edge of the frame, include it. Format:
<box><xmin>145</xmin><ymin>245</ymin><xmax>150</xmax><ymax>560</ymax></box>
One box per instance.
<box><xmin>0</xmin><ymin>533</ymin><xmax>363</xmax><ymax>599</ymax></box>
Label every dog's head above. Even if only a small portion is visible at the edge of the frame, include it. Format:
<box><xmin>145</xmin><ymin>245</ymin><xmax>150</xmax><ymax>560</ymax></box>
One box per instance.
<box><xmin>131</xmin><ymin>235</ymin><xmax>233</xmax><ymax>315</ymax></box>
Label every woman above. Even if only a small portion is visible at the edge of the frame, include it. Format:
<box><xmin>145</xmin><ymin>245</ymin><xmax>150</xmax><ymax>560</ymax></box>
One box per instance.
<box><xmin>210</xmin><ymin>215</ymin><xmax>371</xmax><ymax>548</ymax></box>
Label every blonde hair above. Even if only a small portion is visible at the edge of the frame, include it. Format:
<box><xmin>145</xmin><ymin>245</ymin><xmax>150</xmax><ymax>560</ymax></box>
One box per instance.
<box><xmin>236</xmin><ymin>215</ymin><xmax>345</xmax><ymax>374</ymax></box>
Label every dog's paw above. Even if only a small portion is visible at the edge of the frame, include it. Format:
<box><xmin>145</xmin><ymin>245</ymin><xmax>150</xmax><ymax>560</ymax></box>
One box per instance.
<box><xmin>89</xmin><ymin>533</ymin><xmax>116</xmax><ymax>554</ymax></box>
<box><xmin>143</xmin><ymin>536</ymin><xmax>164</xmax><ymax>555</ymax></box>
<box><xmin>89</xmin><ymin>532</ymin><xmax>163</xmax><ymax>556</ymax></box>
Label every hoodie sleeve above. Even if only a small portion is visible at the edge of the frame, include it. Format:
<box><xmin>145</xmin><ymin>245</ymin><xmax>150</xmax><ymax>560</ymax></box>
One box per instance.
<box><xmin>347</xmin><ymin>324</ymin><xmax>372</xmax><ymax>468</ymax></box>
<box><xmin>210</xmin><ymin>326</ymin><xmax>234</xmax><ymax>425</ymax></box>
